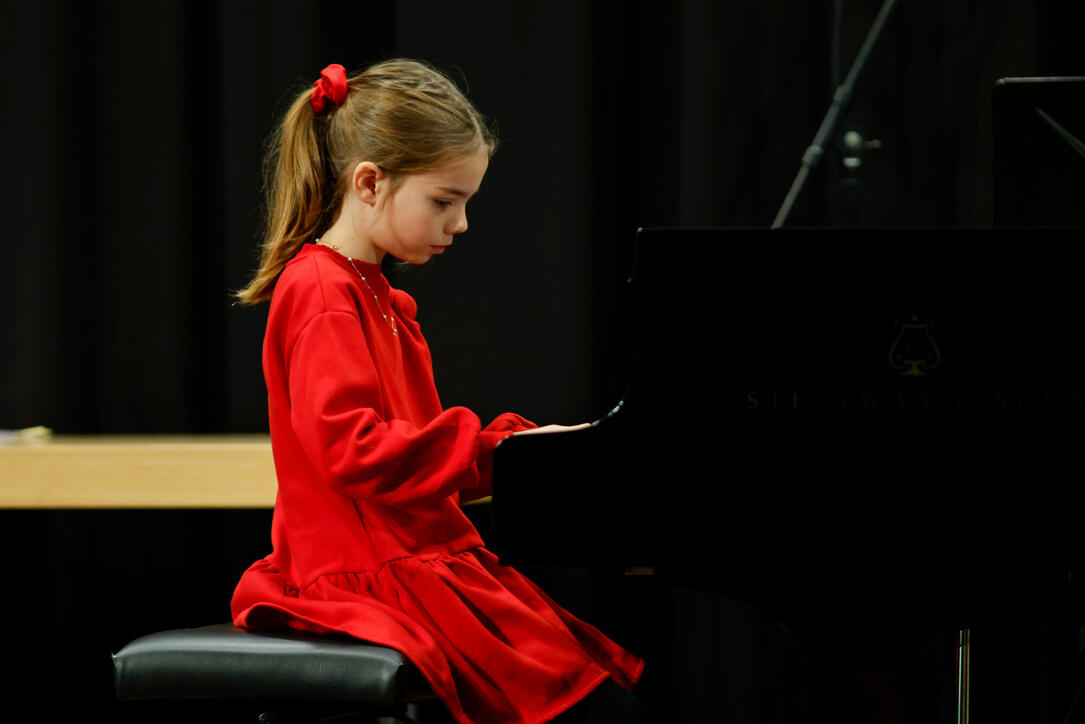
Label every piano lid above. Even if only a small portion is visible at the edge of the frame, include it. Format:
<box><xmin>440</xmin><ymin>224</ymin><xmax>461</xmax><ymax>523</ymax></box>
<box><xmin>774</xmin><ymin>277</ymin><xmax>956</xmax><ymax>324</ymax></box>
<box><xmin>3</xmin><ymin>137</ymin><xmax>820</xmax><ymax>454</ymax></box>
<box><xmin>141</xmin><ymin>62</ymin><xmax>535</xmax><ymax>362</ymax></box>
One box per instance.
<box><xmin>626</xmin><ymin>226</ymin><xmax>1084</xmax><ymax>420</ymax></box>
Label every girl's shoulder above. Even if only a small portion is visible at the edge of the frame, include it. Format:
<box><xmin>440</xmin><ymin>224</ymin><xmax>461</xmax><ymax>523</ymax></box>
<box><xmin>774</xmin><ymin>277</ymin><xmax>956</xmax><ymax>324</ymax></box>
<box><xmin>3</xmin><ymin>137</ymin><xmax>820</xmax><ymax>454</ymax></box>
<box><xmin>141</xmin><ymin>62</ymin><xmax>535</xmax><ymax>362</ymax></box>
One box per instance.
<box><xmin>272</xmin><ymin>244</ymin><xmax>362</xmax><ymax>320</ymax></box>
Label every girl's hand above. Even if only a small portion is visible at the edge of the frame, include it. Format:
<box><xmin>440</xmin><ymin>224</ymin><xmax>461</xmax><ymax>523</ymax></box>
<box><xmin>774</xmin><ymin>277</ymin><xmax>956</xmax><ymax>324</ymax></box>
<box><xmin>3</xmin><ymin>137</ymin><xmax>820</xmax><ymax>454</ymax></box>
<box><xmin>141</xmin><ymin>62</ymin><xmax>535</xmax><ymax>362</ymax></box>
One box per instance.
<box><xmin>512</xmin><ymin>423</ymin><xmax>591</xmax><ymax>436</ymax></box>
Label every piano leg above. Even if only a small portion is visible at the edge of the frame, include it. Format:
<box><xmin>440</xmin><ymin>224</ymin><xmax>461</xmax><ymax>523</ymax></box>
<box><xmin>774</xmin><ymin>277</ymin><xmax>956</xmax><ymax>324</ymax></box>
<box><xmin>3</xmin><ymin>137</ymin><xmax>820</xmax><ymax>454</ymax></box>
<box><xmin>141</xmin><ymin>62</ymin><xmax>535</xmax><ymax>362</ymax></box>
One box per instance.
<box><xmin>957</xmin><ymin>627</ymin><xmax>971</xmax><ymax>724</ymax></box>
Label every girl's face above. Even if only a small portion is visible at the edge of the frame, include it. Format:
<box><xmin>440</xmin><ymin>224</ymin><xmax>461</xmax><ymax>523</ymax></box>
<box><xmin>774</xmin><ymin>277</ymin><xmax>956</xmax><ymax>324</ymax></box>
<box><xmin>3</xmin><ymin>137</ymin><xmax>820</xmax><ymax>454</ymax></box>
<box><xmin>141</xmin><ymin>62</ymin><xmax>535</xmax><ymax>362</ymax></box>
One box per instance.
<box><xmin>371</xmin><ymin>150</ymin><xmax>489</xmax><ymax>264</ymax></box>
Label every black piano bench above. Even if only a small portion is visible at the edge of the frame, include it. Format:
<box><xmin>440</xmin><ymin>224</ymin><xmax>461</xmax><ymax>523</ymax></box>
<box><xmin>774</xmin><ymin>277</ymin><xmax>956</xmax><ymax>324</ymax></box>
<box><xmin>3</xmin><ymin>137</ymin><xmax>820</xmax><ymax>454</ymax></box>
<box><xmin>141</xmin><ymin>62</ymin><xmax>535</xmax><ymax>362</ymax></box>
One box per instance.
<box><xmin>112</xmin><ymin>623</ymin><xmax>440</xmax><ymax>724</ymax></box>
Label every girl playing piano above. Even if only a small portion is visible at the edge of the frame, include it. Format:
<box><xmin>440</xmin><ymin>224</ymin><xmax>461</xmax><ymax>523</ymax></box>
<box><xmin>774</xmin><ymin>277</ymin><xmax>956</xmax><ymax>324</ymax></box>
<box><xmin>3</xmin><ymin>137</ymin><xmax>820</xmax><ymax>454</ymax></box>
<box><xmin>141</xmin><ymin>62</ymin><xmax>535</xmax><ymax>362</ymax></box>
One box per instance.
<box><xmin>231</xmin><ymin>60</ymin><xmax>643</xmax><ymax>723</ymax></box>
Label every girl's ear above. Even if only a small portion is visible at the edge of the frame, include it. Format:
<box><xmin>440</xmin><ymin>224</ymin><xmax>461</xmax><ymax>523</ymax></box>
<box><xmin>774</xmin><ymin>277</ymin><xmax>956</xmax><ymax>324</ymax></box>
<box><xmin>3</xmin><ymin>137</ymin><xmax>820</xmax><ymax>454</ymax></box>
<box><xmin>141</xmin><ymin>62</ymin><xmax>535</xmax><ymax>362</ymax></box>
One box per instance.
<box><xmin>351</xmin><ymin>161</ymin><xmax>383</xmax><ymax>206</ymax></box>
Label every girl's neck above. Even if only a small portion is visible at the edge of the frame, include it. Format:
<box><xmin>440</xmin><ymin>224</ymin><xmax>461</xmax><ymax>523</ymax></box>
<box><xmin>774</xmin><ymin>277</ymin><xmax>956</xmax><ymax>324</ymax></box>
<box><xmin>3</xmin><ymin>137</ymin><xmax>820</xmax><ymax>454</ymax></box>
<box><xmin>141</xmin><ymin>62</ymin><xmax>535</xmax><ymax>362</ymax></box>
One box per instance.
<box><xmin>317</xmin><ymin>233</ymin><xmax>384</xmax><ymax>265</ymax></box>
<box><xmin>318</xmin><ymin>204</ymin><xmax>384</xmax><ymax>264</ymax></box>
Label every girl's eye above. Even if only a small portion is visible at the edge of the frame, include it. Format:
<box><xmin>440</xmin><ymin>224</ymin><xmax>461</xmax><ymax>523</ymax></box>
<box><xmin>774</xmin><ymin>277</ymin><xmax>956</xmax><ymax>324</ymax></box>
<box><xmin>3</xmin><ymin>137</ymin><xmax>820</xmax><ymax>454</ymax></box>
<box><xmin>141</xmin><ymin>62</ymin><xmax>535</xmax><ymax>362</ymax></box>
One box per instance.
<box><xmin>435</xmin><ymin>199</ymin><xmax>454</xmax><ymax>208</ymax></box>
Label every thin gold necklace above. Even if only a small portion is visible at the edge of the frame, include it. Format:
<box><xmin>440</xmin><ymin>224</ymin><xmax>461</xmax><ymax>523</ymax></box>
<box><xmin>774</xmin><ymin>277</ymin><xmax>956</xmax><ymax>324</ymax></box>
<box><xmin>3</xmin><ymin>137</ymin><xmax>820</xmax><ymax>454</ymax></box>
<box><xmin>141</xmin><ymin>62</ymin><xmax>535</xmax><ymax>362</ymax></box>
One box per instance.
<box><xmin>318</xmin><ymin>239</ymin><xmax>398</xmax><ymax>336</ymax></box>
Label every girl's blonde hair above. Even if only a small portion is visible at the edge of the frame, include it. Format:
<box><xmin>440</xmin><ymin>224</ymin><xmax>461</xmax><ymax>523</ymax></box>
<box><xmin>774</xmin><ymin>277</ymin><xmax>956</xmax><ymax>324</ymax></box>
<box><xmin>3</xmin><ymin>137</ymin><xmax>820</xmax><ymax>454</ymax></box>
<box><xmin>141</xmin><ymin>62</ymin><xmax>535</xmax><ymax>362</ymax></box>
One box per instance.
<box><xmin>235</xmin><ymin>59</ymin><xmax>498</xmax><ymax>305</ymax></box>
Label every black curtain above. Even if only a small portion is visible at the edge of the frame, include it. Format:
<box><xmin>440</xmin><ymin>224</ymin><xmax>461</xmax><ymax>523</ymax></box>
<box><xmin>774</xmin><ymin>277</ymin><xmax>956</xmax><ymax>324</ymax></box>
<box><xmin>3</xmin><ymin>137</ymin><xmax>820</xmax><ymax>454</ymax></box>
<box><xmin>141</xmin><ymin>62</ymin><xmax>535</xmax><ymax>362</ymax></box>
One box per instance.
<box><xmin>5</xmin><ymin>0</ymin><xmax>1081</xmax><ymax>435</ymax></box>
<box><xmin>3</xmin><ymin>2</ymin><xmax>1084</xmax><ymax>722</ymax></box>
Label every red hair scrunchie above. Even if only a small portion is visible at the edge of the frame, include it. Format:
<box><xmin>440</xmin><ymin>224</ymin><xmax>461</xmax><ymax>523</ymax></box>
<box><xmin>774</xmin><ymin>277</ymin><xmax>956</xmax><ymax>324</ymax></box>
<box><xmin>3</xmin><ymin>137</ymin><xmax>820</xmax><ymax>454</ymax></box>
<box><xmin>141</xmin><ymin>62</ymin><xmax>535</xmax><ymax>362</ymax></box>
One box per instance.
<box><xmin>310</xmin><ymin>63</ymin><xmax>349</xmax><ymax>115</ymax></box>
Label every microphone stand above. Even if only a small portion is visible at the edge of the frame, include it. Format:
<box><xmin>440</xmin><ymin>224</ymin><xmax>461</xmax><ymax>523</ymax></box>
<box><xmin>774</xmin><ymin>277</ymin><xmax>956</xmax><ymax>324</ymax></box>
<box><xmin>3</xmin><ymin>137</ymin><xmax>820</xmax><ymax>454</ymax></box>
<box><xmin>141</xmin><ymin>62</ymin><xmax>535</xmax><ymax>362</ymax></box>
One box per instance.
<box><xmin>771</xmin><ymin>0</ymin><xmax>900</xmax><ymax>228</ymax></box>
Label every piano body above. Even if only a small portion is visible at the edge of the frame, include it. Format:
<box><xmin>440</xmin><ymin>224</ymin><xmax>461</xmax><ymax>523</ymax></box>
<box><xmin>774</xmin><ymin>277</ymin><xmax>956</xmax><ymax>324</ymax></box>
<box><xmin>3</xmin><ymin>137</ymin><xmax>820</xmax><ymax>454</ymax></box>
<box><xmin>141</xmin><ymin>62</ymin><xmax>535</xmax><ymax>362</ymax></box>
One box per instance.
<box><xmin>489</xmin><ymin>227</ymin><xmax>1085</xmax><ymax>668</ymax></box>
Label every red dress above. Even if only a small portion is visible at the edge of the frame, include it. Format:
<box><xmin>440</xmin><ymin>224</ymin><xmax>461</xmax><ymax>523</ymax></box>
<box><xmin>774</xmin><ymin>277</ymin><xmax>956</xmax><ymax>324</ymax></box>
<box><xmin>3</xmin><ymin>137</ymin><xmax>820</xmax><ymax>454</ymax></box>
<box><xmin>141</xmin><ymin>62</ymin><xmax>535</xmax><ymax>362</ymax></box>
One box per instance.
<box><xmin>231</xmin><ymin>243</ymin><xmax>644</xmax><ymax>724</ymax></box>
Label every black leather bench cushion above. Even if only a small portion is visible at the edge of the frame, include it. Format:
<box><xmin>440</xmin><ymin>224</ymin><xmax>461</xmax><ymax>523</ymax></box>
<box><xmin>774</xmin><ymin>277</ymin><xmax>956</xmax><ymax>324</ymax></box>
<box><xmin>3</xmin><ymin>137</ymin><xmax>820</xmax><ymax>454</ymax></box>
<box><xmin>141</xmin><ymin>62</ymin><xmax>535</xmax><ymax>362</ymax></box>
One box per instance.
<box><xmin>113</xmin><ymin>624</ymin><xmax>433</xmax><ymax>705</ymax></box>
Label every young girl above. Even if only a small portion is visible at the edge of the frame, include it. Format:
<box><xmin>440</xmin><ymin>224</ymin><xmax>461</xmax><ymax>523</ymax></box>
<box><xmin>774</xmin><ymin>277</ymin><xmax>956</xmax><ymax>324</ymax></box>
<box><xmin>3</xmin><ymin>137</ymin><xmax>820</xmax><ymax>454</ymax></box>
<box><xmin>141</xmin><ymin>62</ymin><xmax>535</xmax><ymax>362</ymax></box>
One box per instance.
<box><xmin>231</xmin><ymin>60</ymin><xmax>644</xmax><ymax>724</ymax></box>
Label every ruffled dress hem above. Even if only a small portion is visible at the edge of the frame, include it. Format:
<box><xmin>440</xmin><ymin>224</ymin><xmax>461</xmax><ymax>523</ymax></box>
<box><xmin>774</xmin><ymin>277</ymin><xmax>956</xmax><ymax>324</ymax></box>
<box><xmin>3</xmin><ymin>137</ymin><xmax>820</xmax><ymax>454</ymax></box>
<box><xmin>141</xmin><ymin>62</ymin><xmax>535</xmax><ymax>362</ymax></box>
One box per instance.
<box><xmin>232</xmin><ymin>546</ymin><xmax>644</xmax><ymax>724</ymax></box>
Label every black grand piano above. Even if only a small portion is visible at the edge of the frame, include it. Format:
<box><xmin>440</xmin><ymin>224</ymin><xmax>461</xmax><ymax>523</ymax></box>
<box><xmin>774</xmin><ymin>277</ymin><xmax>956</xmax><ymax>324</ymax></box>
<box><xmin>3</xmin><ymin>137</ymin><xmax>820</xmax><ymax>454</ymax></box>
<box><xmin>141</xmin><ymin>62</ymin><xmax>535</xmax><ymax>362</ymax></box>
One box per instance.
<box><xmin>487</xmin><ymin>227</ymin><xmax>1085</xmax><ymax>718</ymax></box>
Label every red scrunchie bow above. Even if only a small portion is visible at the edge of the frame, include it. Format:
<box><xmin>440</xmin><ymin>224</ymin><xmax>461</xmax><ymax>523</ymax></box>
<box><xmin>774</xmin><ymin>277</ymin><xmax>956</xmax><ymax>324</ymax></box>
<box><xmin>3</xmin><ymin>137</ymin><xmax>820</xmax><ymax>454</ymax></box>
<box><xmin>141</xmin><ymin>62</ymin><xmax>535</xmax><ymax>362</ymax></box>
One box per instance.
<box><xmin>310</xmin><ymin>63</ymin><xmax>349</xmax><ymax>115</ymax></box>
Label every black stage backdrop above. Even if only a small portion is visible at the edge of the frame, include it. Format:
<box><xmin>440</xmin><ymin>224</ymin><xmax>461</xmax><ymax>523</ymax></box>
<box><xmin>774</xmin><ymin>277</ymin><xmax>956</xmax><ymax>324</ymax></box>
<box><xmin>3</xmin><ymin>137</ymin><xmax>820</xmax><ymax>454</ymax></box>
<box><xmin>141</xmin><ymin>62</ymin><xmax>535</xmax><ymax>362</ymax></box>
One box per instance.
<box><xmin>1</xmin><ymin>1</ymin><xmax>1083</xmax><ymax>722</ymax></box>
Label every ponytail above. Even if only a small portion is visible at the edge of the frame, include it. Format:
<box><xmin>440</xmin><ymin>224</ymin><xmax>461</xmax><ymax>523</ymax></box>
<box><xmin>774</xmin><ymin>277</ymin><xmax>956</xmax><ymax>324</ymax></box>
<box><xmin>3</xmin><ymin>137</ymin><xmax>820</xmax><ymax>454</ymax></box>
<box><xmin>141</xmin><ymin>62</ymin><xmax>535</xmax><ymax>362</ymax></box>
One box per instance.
<box><xmin>234</xmin><ymin>59</ymin><xmax>498</xmax><ymax>305</ymax></box>
<box><xmin>234</xmin><ymin>89</ymin><xmax>339</xmax><ymax>305</ymax></box>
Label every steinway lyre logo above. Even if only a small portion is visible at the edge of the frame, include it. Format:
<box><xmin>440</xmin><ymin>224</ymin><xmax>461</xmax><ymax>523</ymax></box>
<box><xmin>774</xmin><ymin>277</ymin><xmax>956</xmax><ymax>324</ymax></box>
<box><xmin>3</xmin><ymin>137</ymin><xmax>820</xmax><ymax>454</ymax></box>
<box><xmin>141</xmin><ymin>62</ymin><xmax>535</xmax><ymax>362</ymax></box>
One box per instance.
<box><xmin>889</xmin><ymin>316</ymin><xmax>941</xmax><ymax>376</ymax></box>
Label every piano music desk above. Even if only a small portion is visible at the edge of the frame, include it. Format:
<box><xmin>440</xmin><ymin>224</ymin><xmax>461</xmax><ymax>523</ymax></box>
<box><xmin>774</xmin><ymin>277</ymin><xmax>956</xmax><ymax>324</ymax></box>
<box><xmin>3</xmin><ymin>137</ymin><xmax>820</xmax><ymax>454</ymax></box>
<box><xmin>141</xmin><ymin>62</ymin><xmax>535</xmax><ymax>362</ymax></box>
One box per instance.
<box><xmin>0</xmin><ymin>435</ymin><xmax>276</xmax><ymax>508</ymax></box>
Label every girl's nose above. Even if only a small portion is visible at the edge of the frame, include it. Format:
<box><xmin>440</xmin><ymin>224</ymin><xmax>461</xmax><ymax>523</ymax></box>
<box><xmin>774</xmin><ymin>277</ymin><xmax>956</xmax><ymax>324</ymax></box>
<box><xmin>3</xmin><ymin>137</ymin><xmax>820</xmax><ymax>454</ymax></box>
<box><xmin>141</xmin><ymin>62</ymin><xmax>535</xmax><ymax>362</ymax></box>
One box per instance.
<box><xmin>447</xmin><ymin>210</ymin><xmax>468</xmax><ymax>235</ymax></box>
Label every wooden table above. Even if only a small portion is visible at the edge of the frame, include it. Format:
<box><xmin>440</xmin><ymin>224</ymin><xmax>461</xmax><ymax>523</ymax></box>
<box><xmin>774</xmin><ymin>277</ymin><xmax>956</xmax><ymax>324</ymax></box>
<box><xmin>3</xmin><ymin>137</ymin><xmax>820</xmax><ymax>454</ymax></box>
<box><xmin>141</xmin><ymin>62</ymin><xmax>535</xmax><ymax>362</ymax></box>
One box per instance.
<box><xmin>0</xmin><ymin>435</ymin><xmax>276</xmax><ymax>508</ymax></box>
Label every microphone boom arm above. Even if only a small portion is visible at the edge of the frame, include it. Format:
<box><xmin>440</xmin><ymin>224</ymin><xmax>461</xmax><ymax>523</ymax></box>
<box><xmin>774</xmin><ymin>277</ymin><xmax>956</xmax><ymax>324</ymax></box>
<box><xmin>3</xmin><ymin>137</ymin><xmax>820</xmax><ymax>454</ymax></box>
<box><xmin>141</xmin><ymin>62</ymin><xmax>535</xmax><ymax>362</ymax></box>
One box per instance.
<box><xmin>771</xmin><ymin>0</ymin><xmax>900</xmax><ymax>229</ymax></box>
